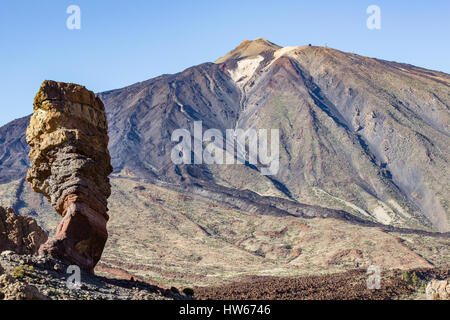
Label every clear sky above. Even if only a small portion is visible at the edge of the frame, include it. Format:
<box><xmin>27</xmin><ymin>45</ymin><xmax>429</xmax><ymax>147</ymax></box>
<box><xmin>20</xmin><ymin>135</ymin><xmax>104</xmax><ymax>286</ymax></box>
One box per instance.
<box><xmin>0</xmin><ymin>0</ymin><xmax>449</xmax><ymax>126</ymax></box>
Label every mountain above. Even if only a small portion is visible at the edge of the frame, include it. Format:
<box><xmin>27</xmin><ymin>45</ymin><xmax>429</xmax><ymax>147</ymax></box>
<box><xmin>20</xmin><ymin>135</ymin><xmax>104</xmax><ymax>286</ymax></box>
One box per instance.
<box><xmin>79</xmin><ymin>39</ymin><xmax>450</xmax><ymax>232</ymax></box>
<box><xmin>0</xmin><ymin>115</ymin><xmax>30</xmax><ymax>184</ymax></box>
<box><xmin>0</xmin><ymin>39</ymin><xmax>449</xmax><ymax>286</ymax></box>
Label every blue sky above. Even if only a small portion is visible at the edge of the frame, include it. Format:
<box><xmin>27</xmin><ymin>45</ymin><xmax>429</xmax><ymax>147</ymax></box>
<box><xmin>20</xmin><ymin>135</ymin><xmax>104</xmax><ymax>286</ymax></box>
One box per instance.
<box><xmin>0</xmin><ymin>0</ymin><xmax>449</xmax><ymax>126</ymax></box>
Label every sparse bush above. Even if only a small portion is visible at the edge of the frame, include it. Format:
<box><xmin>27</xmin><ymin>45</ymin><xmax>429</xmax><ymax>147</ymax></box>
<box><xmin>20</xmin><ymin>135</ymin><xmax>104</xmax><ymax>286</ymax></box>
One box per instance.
<box><xmin>183</xmin><ymin>288</ymin><xmax>194</xmax><ymax>296</ymax></box>
<box><xmin>12</xmin><ymin>265</ymin><xmax>34</xmax><ymax>279</ymax></box>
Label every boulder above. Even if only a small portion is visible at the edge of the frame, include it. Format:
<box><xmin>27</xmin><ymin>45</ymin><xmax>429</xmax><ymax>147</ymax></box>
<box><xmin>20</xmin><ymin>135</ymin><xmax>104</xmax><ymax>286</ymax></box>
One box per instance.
<box><xmin>0</xmin><ymin>274</ymin><xmax>47</xmax><ymax>300</ymax></box>
<box><xmin>26</xmin><ymin>80</ymin><xmax>113</xmax><ymax>273</ymax></box>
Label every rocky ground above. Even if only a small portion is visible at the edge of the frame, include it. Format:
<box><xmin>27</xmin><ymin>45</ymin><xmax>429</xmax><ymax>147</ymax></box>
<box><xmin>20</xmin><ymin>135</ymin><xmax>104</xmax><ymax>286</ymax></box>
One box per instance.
<box><xmin>0</xmin><ymin>250</ymin><xmax>189</xmax><ymax>300</ymax></box>
<box><xmin>0</xmin><ymin>39</ymin><xmax>449</xmax><ymax>301</ymax></box>
<box><xmin>194</xmin><ymin>268</ymin><xmax>450</xmax><ymax>300</ymax></box>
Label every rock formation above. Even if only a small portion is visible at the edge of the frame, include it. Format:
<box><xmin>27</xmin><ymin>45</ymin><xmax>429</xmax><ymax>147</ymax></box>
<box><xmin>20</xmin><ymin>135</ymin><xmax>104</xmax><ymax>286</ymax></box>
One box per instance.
<box><xmin>426</xmin><ymin>279</ymin><xmax>450</xmax><ymax>300</ymax></box>
<box><xmin>26</xmin><ymin>80</ymin><xmax>113</xmax><ymax>272</ymax></box>
<box><xmin>0</xmin><ymin>207</ymin><xmax>47</xmax><ymax>255</ymax></box>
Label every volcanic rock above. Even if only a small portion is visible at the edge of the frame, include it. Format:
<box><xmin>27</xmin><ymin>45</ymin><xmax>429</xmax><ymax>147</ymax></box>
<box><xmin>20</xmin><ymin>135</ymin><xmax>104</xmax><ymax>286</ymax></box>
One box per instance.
<box><xmin>0</xmin><ymin>206</ymin><xmax>47</xmax><ymax>255</ymax></box>
<box><xmin>26</xmin><ymin>80</ymin><xmax>113</xmax><ymax>272</ymax></box>
<box><xmin>0</xmin><ymin>251</ymin><xmax>182</xmax><ymax>300</ymax></box>
<box><xmin>0</xmin><ymin>273</ymin><xmax>48</xmax><ymax>300</ymax></box>
<box><xmin>2</xmin><ymin>40</ymin><xmax>449</xmax><ymax>233</ymax></box>
<box><xmin>0</xmin><ymin>40</ymin><xmax>449</xmax><ymax>290</ymax></box>
<box><xmin>426</xmin><ymin>279</ymin><xmax>450</xmax><ymax>300</ymax></box>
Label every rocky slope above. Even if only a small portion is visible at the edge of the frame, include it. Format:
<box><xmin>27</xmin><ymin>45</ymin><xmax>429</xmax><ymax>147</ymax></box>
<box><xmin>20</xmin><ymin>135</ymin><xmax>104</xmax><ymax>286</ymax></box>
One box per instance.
<box><xmin>96</xmin><ymin>38</ymin><xmax>450</xmax><ymax>232</ymax></box>
<box><xmin>26</xmin><ymin>80</ymin><xmax>113</xmax><ymax>272</ymax></box>
<box><xmin>0</xmin><ymin>206</ymin><xmax>182</xmax><ymax>300</ymax></box>
<box><xmin>194</xmin><ymin>268</ymin><xmax>450</xmax><ymax>300</ymax></box>
<box><xmin>0</xmin><ymin>115</ymin><xmax>29</xmax><ymax>184</ymax></box>
<box><xmin>2</xmin><ymin>177</ymin><xmax>448</xmax><ymax>289</ymax></box>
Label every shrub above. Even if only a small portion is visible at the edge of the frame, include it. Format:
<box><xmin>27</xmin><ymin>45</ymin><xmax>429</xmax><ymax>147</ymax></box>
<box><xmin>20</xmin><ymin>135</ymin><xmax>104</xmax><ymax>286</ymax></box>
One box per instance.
<box><xmin>411</xmin><ymin>272</ymin><xmax>418</xmax><ymax>287</ymax></box>
<box><xmin>183</xmin><ymin>288</ymin><xmax>194</xmax><ymax>296</ymax></box>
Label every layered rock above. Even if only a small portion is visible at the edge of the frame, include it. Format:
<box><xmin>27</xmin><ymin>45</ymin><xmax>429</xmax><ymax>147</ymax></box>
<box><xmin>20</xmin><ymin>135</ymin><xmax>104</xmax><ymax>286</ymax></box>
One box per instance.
<box><xmin>0</xmin><ymin>207</ymin><xmax>48</xmax><ymax>255</ymax></box>
<box><xmin>26</xmin><ymin>80</ymin><xmax>113</xmax><ymax>272</ymax></box>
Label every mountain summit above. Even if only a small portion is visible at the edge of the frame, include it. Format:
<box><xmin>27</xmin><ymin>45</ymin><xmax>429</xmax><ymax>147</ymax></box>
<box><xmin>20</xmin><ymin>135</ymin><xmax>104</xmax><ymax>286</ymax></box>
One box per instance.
<box><xmin>215</xmin><ymin>38</ymin><xmax>282</xmax><ymax>63</ymax></box>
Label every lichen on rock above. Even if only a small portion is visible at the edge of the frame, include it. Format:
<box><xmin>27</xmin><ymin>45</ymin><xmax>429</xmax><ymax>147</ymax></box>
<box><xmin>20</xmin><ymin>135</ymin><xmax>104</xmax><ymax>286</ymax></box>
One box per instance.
<box><xmin>26</xmin><ymin>80</ymin><xmax>113</xmax><ymax>272</ymax></box>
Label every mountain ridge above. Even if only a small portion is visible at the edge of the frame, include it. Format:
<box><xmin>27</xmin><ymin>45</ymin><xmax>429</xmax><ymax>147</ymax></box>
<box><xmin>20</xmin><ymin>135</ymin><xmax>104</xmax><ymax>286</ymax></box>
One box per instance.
<box><xmin>0</xmin><ymin>39</ymin><xmax>449</xmax><ymax>233</ymax></box>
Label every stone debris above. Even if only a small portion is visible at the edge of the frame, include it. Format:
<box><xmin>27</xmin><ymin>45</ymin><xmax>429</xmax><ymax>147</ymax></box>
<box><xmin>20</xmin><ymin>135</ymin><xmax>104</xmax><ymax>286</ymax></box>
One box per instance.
<box><xmin>0</xmin><ymin>206</ymin><xmax>48</xmax><ymax>255</ymax></box>
<box><xmin>426</xmin><ymin>279</ymin><xmax>450</xmax><ymax>300</ymax></box>
<box><xmin>0</xmin><ymin>251</ymin><xmax>183</xmax><ymax>300</ymax></box>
